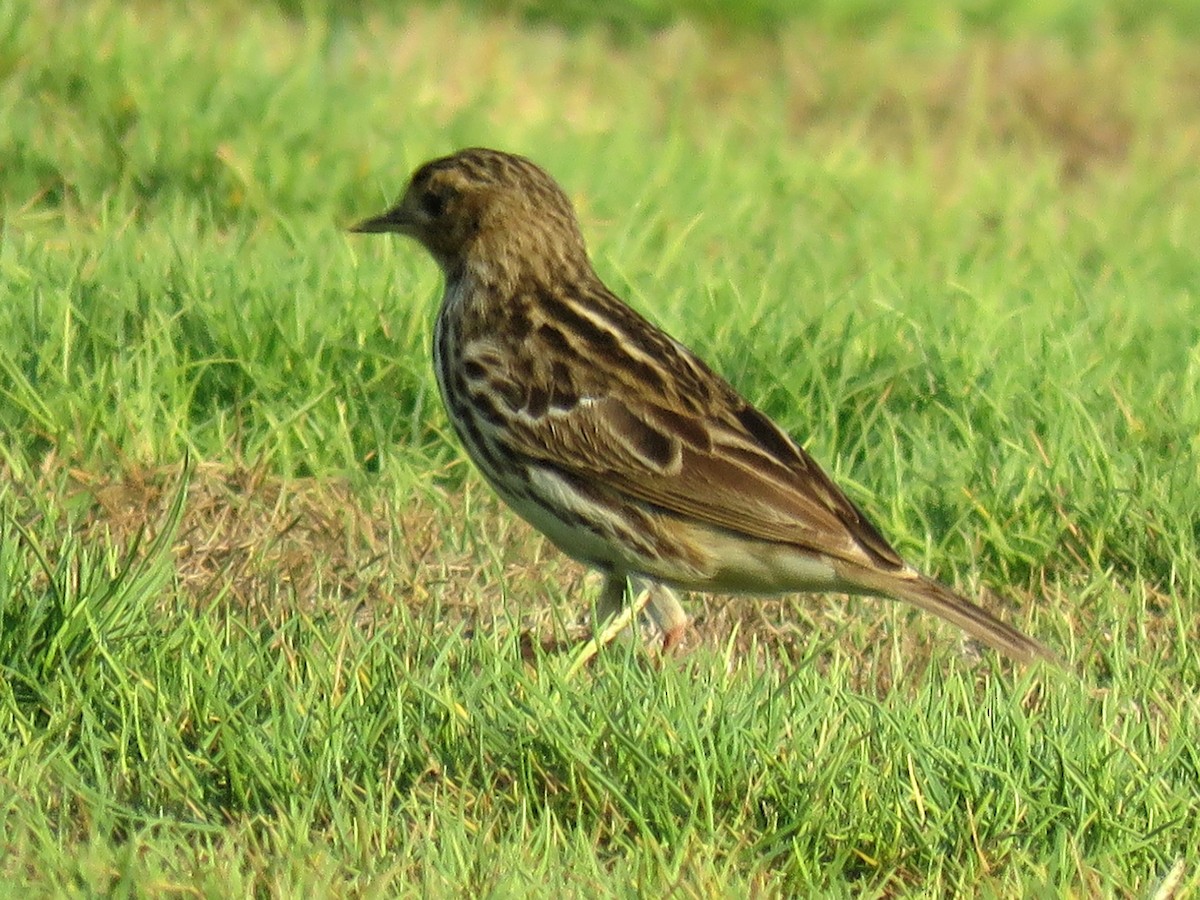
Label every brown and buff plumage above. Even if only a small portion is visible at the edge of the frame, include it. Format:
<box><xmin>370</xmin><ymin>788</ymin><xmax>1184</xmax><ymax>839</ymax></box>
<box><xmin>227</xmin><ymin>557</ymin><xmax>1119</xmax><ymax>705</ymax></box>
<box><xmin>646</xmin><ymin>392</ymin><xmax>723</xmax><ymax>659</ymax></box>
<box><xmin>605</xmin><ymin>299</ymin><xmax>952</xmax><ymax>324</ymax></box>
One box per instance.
<box><xmin>353</xmin><ymin>147</ymin><xmax>1055</xmax><ymax>665</ymax></box>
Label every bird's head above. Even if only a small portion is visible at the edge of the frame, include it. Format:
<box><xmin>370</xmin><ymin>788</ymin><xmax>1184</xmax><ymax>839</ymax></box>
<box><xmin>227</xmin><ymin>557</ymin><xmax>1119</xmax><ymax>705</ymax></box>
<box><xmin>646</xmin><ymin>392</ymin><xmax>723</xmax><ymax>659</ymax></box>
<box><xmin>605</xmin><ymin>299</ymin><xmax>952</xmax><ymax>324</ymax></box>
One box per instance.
<box><xmin>352</xmin><ymin>148</ymin><xmax>591</xmax><ymax>289</ymax></box>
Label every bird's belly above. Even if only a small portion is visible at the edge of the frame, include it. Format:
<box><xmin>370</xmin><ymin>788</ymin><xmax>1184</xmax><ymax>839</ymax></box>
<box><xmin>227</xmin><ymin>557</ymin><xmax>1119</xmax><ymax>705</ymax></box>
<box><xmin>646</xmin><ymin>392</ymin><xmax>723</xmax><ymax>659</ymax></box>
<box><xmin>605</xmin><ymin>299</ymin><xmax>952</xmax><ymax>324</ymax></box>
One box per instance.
<box><xmin>492</xmin><ymin>465</ymin><xmax>848</xmax><ymax>596</ymax></box>
<box><xmin>655</xmin><ymin>520</ymin><xmax>846</xmax><ymax>595</ymax></box>
<box><xmin>499</xmin><ymin>487</ymin><xmax>626</xmax><ymax>570</ymax></box>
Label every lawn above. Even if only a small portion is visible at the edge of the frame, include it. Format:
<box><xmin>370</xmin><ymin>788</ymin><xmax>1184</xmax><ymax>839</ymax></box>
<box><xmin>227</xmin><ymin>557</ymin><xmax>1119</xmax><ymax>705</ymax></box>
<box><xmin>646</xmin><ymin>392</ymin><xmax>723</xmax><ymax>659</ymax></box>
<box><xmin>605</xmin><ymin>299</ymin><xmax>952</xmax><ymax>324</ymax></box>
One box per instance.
<box><xmin>1</xmin><ymin>0</ymin><xmax>1198</xmax><ymax>895</ymax></box>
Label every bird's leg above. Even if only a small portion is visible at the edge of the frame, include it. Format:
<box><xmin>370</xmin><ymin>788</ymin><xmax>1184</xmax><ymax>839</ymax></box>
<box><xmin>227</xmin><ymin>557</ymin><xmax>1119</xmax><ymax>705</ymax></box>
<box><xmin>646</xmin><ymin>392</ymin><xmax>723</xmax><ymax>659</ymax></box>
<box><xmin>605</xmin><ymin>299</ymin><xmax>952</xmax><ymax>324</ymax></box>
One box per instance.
<box><xmin>593</xmin><ymin>571</ymin><xmax>629</xmax><ymax>628</ymax></box>
<box><xmin>565</xmin><ymin>573</ymin><xmax>655</xmax><ymax>678</ymax></box>
<box><xmin>595</xmin><ymin>575</ymin><xmax>691</xmax><ymax>646</ymax></box>
<box><xmin>595</xmin><ymin>574</ymin><xmax>688</xmax><ymax>647</ymax></box>
<box><xmin>640</xmin><ymin>580</ymin><xmax>690</xmax><ymax>652</ymax></box>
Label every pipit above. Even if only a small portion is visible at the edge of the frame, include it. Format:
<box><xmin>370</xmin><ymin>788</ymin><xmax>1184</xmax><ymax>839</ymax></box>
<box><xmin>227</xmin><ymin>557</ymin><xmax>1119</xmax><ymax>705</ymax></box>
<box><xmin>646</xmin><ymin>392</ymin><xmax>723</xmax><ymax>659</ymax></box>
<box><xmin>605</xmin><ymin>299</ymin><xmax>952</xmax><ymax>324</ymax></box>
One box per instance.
<box><xmin>353</xmin><ymin>147</ymin><xmax>1054</xmax><ymax>665</ymax></box>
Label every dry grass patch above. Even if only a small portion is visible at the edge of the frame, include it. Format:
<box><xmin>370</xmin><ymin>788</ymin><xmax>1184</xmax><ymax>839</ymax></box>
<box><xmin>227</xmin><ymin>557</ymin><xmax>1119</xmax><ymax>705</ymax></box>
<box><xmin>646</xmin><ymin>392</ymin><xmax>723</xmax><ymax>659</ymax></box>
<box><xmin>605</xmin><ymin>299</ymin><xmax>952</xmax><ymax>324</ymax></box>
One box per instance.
<box><xmin>3</xmin><ymin>457</ymin><xmax>1093</xmax><ymax>693</ymax></box>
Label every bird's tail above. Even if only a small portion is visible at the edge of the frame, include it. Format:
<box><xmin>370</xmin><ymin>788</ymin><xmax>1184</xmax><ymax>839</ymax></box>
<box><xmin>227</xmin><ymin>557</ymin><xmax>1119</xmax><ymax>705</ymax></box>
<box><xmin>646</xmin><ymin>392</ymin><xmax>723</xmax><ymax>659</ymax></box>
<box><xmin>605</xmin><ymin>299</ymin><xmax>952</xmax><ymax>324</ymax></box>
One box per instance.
<box><xmin>843</xmin><ymin>565</ymin><xmax>1059</xmax><ymax>666</ymax></box>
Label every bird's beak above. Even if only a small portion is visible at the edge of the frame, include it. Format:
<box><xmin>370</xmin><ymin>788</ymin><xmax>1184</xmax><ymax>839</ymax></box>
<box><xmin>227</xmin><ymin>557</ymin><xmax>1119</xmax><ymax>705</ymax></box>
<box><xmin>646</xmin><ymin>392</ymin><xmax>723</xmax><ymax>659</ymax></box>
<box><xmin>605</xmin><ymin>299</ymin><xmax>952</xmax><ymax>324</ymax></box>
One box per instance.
<box><xmin>349</xmin><ymin>204</ymin><xmax>413</xmax><ymax>234</ymax></box>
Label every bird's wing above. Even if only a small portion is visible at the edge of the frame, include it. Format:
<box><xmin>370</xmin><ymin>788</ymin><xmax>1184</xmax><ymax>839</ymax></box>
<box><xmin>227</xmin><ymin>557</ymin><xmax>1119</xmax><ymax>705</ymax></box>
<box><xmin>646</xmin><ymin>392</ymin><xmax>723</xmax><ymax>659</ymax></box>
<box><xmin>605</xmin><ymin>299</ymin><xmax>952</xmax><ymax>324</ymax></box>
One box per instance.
<box><xmin>462</xmin><ymin>338</ymin><xmax>904</xmax><ymax>571</ymax></box>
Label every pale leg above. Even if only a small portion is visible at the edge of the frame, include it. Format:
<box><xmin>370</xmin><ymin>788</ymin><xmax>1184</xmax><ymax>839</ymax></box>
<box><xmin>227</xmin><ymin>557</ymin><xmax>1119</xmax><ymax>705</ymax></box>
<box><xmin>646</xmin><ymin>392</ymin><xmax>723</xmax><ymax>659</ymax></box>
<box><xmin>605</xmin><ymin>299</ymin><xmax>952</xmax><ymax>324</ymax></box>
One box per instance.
<box><xmin>593</xmin><ymin>573</ymin><xmax>691</xmax><ymax>649</ymax></box>
<box><xmin>641</xmin><ymin>579</ymin><xmax>690</xmax><ymax>651</ymax></box>
<box><xmin>566</xmin><ymin>573</ymin><xmax>654</xmax><ymax>677</ymax></box>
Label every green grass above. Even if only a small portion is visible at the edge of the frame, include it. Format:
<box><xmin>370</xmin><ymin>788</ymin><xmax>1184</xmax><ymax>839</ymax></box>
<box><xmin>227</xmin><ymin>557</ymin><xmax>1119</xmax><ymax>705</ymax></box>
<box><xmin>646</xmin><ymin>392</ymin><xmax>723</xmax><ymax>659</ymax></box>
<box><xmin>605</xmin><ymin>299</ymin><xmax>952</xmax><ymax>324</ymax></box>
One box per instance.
<box><xmin>2</xmin><ymin>0</ymin><xmax>1199</xmax><ymax>894</ymax></box>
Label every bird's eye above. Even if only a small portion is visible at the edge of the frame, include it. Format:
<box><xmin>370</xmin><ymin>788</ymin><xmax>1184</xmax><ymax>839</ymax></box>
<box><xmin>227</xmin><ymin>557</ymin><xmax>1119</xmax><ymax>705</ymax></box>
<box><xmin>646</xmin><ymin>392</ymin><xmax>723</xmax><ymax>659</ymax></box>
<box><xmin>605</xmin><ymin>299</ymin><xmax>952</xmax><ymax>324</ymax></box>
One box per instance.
<box><xmin>420</xmin><ymin>189</ymin><xmax>446</xmax><ymax>218</ymax></box>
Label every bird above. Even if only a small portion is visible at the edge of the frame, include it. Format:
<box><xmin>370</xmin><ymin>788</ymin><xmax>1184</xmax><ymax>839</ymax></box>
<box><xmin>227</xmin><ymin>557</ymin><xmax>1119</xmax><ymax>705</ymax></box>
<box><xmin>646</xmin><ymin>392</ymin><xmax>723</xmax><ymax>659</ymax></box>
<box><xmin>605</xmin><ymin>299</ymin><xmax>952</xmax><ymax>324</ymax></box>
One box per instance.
<box><xmin>351</xmin><ymin>147</ymin><xmax>1054</xmax><ymax>665</ymax></box>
